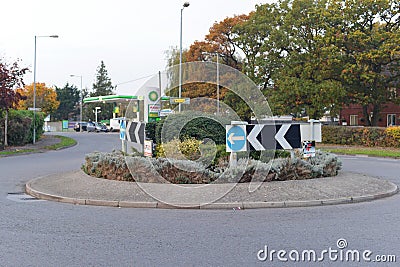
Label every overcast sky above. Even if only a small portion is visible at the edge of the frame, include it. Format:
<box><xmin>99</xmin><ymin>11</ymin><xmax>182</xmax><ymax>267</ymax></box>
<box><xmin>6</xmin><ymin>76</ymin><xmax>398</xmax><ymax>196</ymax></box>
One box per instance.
<box><xmin>1</xmin><ymin>0</ymin><xmax>273</xmax><ymax>95</ymax></box>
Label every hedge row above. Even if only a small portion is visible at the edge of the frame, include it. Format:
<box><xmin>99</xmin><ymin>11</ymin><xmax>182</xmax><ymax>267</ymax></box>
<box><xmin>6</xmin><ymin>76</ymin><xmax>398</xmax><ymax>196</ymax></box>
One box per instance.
<box><xmin>322</xmin><ymin>126</ymin><xmax>400</xmax><ymax>148</ymax></box>
<box><xmin>0</xmin><ymin>110</ymin><xmax>45</xmax><ymax>148</ymax></box>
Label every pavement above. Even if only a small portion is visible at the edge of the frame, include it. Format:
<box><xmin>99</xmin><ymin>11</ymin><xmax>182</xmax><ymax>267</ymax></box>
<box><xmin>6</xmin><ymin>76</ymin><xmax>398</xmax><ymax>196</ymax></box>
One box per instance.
<box><xmin>26</xmin><ymin>170</ymin><xmax>398</xmax><ymax>209</ymax></box>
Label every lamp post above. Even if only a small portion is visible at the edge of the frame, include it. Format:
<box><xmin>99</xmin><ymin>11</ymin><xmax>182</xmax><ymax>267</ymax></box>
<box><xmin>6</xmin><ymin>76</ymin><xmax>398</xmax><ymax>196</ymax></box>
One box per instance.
<box><xmin>202</xmin><ymin>52</ymin><xmax>220</xmax><ymax>114</ymax></box>
<box><xmin>33</xmin><ymin>35</ymin><xmax>58</xmax><ymax>144</ymax></box>
<box><xmin>216</xmin><ymin>53</ymin><xmax>219</xmax><ymax>115</ymax></box>
<box><xmin>179</xmin><ymin>1</ymin><xmax>190</xmax><ymax>112</ymax></box>
<box><xmin>70</xmin><ymin>74</ymin><xmax>83</xmax><ymax>132</ymax></box>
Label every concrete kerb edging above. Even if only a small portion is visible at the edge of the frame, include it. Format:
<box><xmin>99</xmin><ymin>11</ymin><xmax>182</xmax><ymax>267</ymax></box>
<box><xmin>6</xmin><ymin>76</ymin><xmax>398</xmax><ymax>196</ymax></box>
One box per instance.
<box><xmin>25</xmin><ymin>177</ymin><xmax>399</xmax><ymax>210</ymax></box>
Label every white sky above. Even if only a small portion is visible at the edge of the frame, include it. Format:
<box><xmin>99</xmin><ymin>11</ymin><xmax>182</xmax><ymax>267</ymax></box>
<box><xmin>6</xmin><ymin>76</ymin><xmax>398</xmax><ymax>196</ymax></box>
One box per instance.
<box><xmin>1</xmin><ymin>0</ymin><xmax>272</xmax><ymax>95</ymax></box>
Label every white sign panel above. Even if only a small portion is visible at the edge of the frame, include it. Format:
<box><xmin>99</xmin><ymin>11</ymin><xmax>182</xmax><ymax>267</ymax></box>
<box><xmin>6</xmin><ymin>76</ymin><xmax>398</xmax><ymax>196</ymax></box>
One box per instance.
<box><xmin>300</xmin><ymin>123</ymin><xmax>322</xmax><ymax>142</ymax></box>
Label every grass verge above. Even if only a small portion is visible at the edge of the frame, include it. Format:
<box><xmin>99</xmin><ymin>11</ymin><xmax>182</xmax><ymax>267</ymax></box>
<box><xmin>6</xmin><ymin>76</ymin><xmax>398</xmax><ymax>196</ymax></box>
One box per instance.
<box><xmin>44</xmin><ymin>135</ymin><xmax>77</xmax><ymax>150</ymax></box>
<box><xmin>320</xmin><ymin>147</ymin><xmax>400</xmax><ymax>158</ymax></box>
<box><xmin>0</xmin><ymin>149</ymin><xmax>35</xmax><ymax>156</ymax></box>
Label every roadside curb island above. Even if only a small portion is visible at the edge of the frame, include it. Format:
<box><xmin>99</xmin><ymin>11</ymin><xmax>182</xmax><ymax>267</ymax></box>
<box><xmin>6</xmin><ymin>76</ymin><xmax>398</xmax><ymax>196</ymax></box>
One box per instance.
<box><xmin>25</xmin><ymin>170</ymin><xmax>398</xmax><ymax>209</ymax></box>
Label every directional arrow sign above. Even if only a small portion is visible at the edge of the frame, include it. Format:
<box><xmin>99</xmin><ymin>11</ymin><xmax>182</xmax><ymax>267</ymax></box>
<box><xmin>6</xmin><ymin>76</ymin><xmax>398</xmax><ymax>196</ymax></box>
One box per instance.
<box><xmin>246</xmin><ymin>124</ymin><xmax>301</xmax><ymax>150</ymax></box>
<box><xmin>275</xmin><ymin>124</ymin><xmax>292</xmax><ymax>149</ymax></box>
<box><xmin>226</xmin><ymin>125</ymin><xmax>247</xmax><ymax>152</ymax></box>
<box><xmin>119</xmin><ymin>120</ymin><xmax>126</xmax><ymax>140</ymax></box>
<box><xmin>247</xmin><ymin>124</ymin><xmax>264</xmax><ymax>150</ymax></box>
<box><xmin>127</xmin><ymin>121</ymin><xmax>145</xmax><ymax>145</ymax></box>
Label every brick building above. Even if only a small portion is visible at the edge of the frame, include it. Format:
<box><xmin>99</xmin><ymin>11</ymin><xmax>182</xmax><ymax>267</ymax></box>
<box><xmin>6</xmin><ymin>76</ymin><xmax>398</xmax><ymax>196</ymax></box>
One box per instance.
<box><xmin>339</xmin><ymin>103</ymin><xmax>400</xmax><ymax>127</ymax></box>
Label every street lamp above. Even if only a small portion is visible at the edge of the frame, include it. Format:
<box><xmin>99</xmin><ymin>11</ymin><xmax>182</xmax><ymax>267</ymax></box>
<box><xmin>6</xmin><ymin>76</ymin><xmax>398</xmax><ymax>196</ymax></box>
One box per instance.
<box><xmin>33</xmin><ymin>35</ymin><xmax>59</xmax><ymax>144</ymax></box>
<box><xmin>70</xmin><ymin>74</ymin><xmax>83</xmax><ymax>132</ymax></box>
<box><xmin>202</xmin><ymin>52</ymin><xmax>220</xmax><ymax>114</ymax></box>
<box><xmin>179</xmin><ymin>1</ymin><xmax>190</xmax><ymax>112</ymax></box>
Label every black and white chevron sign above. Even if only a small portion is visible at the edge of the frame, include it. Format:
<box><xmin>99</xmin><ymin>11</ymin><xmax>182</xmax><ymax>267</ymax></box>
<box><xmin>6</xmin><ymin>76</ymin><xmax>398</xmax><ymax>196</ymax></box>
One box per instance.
<box><xmin>127</xmin><ymin>121</ymin><xmax>145</xmax><ymax>145</ymax></box>
<box><xmin>246</xmin><ymin>124</ymin><xmax>301</xmax><ymax>150</ymax></box>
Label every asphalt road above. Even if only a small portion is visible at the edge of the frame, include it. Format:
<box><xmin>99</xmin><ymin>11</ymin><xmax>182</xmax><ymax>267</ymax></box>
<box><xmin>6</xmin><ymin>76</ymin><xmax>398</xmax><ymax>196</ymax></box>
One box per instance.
<box><xmin>0</xmin><ymin>133</ymin><xmax>399</xmax><ymax>266</ymax></box>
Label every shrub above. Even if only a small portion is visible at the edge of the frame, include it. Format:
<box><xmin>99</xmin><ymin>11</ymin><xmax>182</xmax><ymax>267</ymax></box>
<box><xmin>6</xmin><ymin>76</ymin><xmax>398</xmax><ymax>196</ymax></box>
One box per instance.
<box><xmin>156</xmin><ymin>137</ymin><xmax>202</xmax><ymax>160</ymax></box>
<box><xmin>322</xmin><ymin>125</ymin><xmax>400</xmax><ymax>148</ymax></box>
<box><xmin>82</xmin><ymin>150</ymin><xmax>134</xmax><ymax>181</ymax></box>
<box><xmin>385</xmin><ymin>126</ymin><xmax>400</xmax><ymax>147</ymax></box>
<box><xmin>151</xmin><ymin>112</ymin><xmax>230</xmax><ymax>145</ymax></box>
<box><xmin>83</xmin><ymin>150</ymin><xmax>341</xmax><ymax>184</ymax></box>
<box><xmin>0</xmin><ymin>109</ymin><xmax>44</xmax><ymax>146</ymax></box>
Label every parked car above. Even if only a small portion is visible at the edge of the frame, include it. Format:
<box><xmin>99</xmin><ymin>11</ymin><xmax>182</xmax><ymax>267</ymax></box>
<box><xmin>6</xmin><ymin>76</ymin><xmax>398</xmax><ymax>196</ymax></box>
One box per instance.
<box><xmin>95</xmin><ymin>122</ymin><xmax>109</xmax><ymax>132</ymax></box>
<box><xmin>74</xmin><ymin>122</ymin><xmax>87</xmax><ymax>132</ymax></box>
<box><xmin>86</xmin><ymin>122</ymin><xmax>96</xmax><ymax>132</ymax></box>
<box><xmin>87</xmin><ymin>122</ymin><xmax>109</xmax><ymax>132</ymax></box>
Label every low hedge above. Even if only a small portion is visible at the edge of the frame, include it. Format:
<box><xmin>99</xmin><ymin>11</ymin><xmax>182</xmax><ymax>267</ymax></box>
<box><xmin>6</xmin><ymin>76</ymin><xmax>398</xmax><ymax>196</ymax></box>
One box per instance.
<box><xmin>322</xmin><ymin>126</ymin><xmax>400</xmax><ymax>148</ymax></box>
<box><xmin>82</xmin><ymin>150</ymin><xmax>341</xmax><ymax>184</ymax></box>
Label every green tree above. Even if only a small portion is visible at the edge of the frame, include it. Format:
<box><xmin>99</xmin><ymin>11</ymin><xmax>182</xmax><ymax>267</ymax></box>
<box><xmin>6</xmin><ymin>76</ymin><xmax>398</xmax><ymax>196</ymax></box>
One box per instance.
<box><xmin>335</xmin><ymin>0</ymin><xmax>400</xmax><ymax>126</ymax></box>
<box><xmin>84</xmin><ymin>61</ymin><xmax>115</xmax><ymax>121</ymax></box>
<box><xmin>52</xmin><ymin>83</ymin><xmax>80</xmax><ymax>121</ymax></box>
<box><xmin>234</xmin><ymin>0</ymin><xmax>345</xmax><ymax>119</ymax></box>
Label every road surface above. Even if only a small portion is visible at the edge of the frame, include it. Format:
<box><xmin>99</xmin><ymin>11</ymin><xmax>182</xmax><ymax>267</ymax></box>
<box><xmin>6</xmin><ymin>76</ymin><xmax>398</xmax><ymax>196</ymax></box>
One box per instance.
<box><xmin>0</xmin><ymin>133</ymin><xmax>398</xmax><ymax>266</ymax></box>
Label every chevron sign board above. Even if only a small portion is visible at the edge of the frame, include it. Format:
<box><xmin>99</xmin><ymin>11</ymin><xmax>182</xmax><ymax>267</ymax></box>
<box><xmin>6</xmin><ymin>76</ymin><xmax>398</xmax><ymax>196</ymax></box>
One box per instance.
<box><xmin>246</xmin><ymin>124</ymin><xmax>302</xmax><ymax>150</ymax></box>
<box><xmin>127</xmin><ymin>121</ymin><xmax>145</xmax><ymax>144</ymax></box>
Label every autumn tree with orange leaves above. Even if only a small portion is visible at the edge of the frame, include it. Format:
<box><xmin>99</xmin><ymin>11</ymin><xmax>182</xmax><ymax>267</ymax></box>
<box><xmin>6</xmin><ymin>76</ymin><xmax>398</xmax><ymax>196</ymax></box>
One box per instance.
<box><xmin>166</xmin><ymin>14</ymin><xmax>251</xmax><ymax>118</ymax></box>
<box><xmin>17</xmin><ymin>83</ymin><xmax>60</xmax><ymax>115</ymax></box>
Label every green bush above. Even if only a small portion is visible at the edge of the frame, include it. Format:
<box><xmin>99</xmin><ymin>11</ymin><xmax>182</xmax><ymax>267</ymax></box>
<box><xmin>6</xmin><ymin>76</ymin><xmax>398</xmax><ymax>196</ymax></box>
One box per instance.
<box><xmin>0</xmin><ymin>110</ymin><xmax>44</xmax><ymax>146</ymax></box>
<box><xmin>145</xmin><ymin>121</ymin><xmax>157</xmax><ymax>143</ymax></box>
<box><xmin>322</xmin><ymin>126</ymin><xmax>400</xmax><ymax>148</ymax></box>
<box><xmin>150</xmin><ymin>112</ymin><xmax>229</xmax><ymax>145</ymax></box>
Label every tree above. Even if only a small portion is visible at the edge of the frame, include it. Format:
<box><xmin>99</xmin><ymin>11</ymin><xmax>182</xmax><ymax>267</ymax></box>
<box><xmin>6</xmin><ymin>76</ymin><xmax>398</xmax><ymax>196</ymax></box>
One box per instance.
<box><xmin>0</xmin><ymin>59</ymin><xmax>28</xmax><ymax>147</ymax></box>
<box><xmin>335</xmin><ymin>0</ymin><xmax>400</xmax><ymax>126</ymax></box>
<box><xmin>165</xmin><ymin>15</ymin><xmax>251</xmax><ymax>119</ymax></box>
<box><xmin>52</xmin><ymin>83</ymin><xmax>80</xmax><ymax>121</ymax></box>
<box><xmin>17</xmin><ymin>82</ymin><xmax>60</xmax><ymax>115</ymax></box>
<box><xmin>266</xmin><ymin>0</ymin><xmax>346</xmax><ymax>119</ymax></box>
<box><xmin>84</xmin><ymin>61</ymin><xmax>115</xmax><ymax>121</ymax></box>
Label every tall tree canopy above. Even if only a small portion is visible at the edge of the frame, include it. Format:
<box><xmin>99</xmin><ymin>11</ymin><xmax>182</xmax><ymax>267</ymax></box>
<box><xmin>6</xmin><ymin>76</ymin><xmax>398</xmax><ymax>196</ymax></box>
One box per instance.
<box><xmin>167</xmin><ymin>0</ymin><xmax>400</xmax><ymax>124</ymax></box>
<box><xmin>52</xmin><ymin>83</ymin><xmax>80</xmax><ymax>121</ymax></box>
<box><xmin>337</xmin><ymin>0</ymin><xmax>400</xmax><ymax>125</ymax></box>
<box><xmin>165</xmin><ymin>15</ymin><xmax>251</xmax><ymax>118</ymax></box>
<box><xmin>240</xmin><ymin>0</ymin><xmax>400</xmax><ymax>122</ymax></box>
<box><xmin>0</xmin><ymin>60</ymin><xmax>28</xmax><ymax>112</ymax></box>
<box><xmin>84</xmin><ymin>61</ymin><xmax>115</xmax><ymax>121</ymax></box>
<box><xmin>17</xmin><ymin>82</ymin><xmax>60</xmax><ymax>115</ymax></box>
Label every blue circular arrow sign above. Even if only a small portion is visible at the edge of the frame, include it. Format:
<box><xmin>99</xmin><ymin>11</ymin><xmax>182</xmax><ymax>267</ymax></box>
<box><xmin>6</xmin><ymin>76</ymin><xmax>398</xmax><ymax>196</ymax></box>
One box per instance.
<box><xmin>226</xmin><ymin>126</ymin><xmax>246</xmax><ymax>151</ymax></box>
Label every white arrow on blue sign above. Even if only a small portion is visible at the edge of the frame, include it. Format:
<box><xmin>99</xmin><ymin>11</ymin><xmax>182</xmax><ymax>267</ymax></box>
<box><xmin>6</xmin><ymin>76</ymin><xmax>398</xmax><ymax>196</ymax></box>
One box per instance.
<box><xmin>226</xmin><ymin>125</ymin><xmax>247</xmax><ymax>152</ymax></box>
<box><xmin>119</xmin><ymin>120</ymin><xmax>126</xmax><ymax>140</ymax></box>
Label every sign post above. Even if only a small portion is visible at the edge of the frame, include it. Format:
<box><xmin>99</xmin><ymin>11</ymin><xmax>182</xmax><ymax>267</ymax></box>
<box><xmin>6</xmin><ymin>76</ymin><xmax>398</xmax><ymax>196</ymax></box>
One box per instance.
<box><xmin>226</xmin><ymin>121</ymin><xmax>248</xmax><ymax>166</ymax></box>
<box><xmin>120</xmin><ymin>120</ymin><xmax>127</xmax><ymax>153</ymax></box>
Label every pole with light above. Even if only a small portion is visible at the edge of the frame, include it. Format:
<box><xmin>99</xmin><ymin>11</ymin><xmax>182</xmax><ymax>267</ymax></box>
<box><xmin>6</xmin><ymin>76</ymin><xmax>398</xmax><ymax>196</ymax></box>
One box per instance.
<box><xmin>33</xmin><ymin>35</ymin><xmax>58</xmax><ymax>144</ymax></box>
<box><xmin>202</xmin><ymin>51</ymin><xmax>220</xmax><ymax>114</ymax></box>
<box><xmin>179</xmin><ymin>1</ymin><xmax>190</xmax><ymax>112</ymax></box>
<box><xmin>216</xmin><ymin>53</ymin><xmax>219</xmax><ymax>114</ymax></box>
<box><xmin>70</xmin><ymin>75</ymin><xmax>83</xmax><ymax>132</ymax></box>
